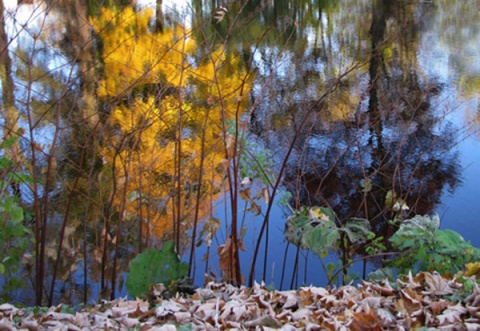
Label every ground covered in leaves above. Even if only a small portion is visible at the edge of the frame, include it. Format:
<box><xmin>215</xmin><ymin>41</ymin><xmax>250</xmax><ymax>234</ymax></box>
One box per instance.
<box><xmin>1</xmin><ymin>271</ymin><xmax>480</xmax><ymax>330</ymax></box>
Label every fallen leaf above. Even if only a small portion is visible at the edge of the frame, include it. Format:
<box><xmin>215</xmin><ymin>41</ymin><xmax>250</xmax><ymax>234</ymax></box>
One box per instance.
<box><xmin>437</xmin><ymin>302</ymin><xmax>467</xmax><ymax>325</ymax></box>
<box><xmin>423</xmin><ymin>272</ymin><xmax>453</xmax><ymax>296</ymax></box>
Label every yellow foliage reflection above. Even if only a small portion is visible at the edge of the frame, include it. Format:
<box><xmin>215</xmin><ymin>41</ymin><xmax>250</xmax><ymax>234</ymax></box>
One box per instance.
<box><xmin>91</xmin><ymin>7</ymin><xmax>197</xmax><ymax>97</ymax></box>
<box><xmin>92</xmin><ymin>7</ymin><xmax>253</xmax><ymax>248</ymax></box>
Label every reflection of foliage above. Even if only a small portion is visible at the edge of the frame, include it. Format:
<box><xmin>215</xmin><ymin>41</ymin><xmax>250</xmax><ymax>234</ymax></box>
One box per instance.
<box><xmin>126</xmin><ymin>242</ymin><xmax>188</xmax><ymax>299</ymax></box>
<box><xmin>5</xmin><ymin>0</ymin><xmax>478</xmax><ymax>306</ymax></box>
<box><xmin>91</xmin><ymin>7</ymin><xmax>197</xmax><ymax>97</ymax></box>
<box><xmin>91</xmin><ymin>5</ymin><xmax>253</xmax><ymax>255</ymax></box>
<box><xmin>274</xmin><ymin>1</ymin><xmax>461</xmax><ymax>239</ymax></box>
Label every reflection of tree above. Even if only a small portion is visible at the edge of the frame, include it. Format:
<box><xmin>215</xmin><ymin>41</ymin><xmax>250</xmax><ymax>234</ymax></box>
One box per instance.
<box><xmin>432</xmin><ymin>0</ymin><xmax>480</xmax><ymax>134</ymax></box>
<box><xmin>282</xmin><ymin>1</ymin><xmax>460</xmax><ymax>237</ymax></box>
<box><xmin>2</xmin><ymin>0</ymin><xmax>93</xmax><ymax>305</ymax></box>
<box><xmin>0</xmin><ymin>0</ymin><xmax>22</xmax><ymax>184</ymax></box>
<box><xmin>92</xmin><ymin>5</ymin><xmax>253</xmax><ymax>289</ymax></box>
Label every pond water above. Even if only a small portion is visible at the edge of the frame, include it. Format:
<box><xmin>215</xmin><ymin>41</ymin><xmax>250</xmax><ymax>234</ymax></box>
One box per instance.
<box><xmin>1</xmin><ymin>0</ymin><xmax>480</xmax><ymax>305</ymax></box>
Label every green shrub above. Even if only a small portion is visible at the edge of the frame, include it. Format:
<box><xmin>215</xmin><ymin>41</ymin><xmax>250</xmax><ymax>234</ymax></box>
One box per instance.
<box><xmin>126</xmin><ymin>242</ymin><xmax>188</xmax><ymax>299</ymax></box>
<box><xmin>0</xmin><ymin>137</ymin><xmax>34</xmax><ymax>301</ymax></box>
<box><xmin>387</xmin><ymin>214</ymin><xmax>480</xmax><ymax>275</ymax></box>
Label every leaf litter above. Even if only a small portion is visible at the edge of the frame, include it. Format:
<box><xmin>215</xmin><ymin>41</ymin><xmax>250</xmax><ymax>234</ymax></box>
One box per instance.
<box><xmin>1</xmin><ymin>271</ymin><xmax>480</xmax><ymax>330</ymax></box>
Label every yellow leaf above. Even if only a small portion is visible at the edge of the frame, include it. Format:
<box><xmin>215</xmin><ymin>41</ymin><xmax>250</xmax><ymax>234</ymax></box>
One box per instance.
<box><xmin>464</xmin><ymin>262</ymin><xmax>480</xmax><ymax>277</ymax></box>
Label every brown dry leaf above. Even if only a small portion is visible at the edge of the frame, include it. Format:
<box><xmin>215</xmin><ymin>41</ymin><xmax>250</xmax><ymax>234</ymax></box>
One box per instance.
<box><xmin>429</xmin><ymin>300</ymin><xmax>450</xmax><ymax>315</ymax></box>
<box><xmin>217</xmin><ymin>237</ymin><xmax>244</xmax><ymax>284</ymax></box>
<box><xmin>465</xmin><ymin>282</ymin><xmax>480</xmax><ymax>307</ymax></box>
<box><xmin>349</xmin><ymin>309</ymin><xmax>382</xmax><ymax>331</ymax></box>
<box><xmin>45</xmin><ymin>311</ymin><xmax>75</xmax><ymax>322</ymax></box>
<box><xmin>73</xmin><ymin>312</ymin><xmax>92</xmax><ymax>328</ymax></box>
<box><xmin>321</xmin><ymin>292</ymin><xmax>340</xmax><ymax>307</ymax></box>
<box><xmin>423</xmin><ymin>272</ymin><xmax>453</xmax><ymax>296</ymax></box>
<box><xmin>225</xmin><ymin>134</ymin><xmax>235</xmax><ymax>159</ymax></box>
<box><xmin>193</xmin><ymin>302</ymin><xmax>217</xmax><ymax>320</ymax></box>
<box><xmin>263</xmin><ymin>187</ymin><xmax>270</xmax><ymax>204</ymax></box>
<box><xmin>175</xmin><ymin>311</ymin><xmax>192</xmax><ymax>324</ymax></box>
<box><xmin>291</xmin><ymin>308</ymin><xmax>313</xmax><ymax>322</ymax></box>
<box><xmin>248</xmin><ymin>200</ymin><xmax>262</xmax><ymax>216</ymax></box>
<box><xmin>466</xmin><ymin>322</ymin><xmax>480</xmax><ymax>331</ymax></box>
<box><xmin>398</xmin><ymin>288</ymin><xmax>423</xmax><ymax>314</ymax></box>
<box><xmin>243</xmin><ymin>315</ymin><xmax>282</xmax><ymax>328</ymax></box>
<box><xmin>207</xmin><ymin>95</ymin><xmax>215</xmax><ymax>106</ymax></box>
<box><xmin>299</xmin><ymin>289</ymin><xmax>316</xmax><ymax>307</ymax></box>
<box><xmin>437</xmin><ymin>302</ymin><xmax>467</xmax><ymax>326</ymax></box>
<box><xmin>20</xmin><ymin>319</ymin><xmax>39</xmax><ymax>330</ymax></box>
<box><xmin>360</xmin><ymin>296</ymin><xmax>383</xmax><ymax>310</ymax></box>
<box><xmin>283</xmin><ymin>291</ymin><xmax>299</xmax><ymax>310</ymax></box>
<box><xmin>362</xmin><ymin>280</ymin><xmax>396</xmax><ymax>296</ymax></box>
<box><xmin>0</xmin><ymin>303</ymin><xmax>18</xmax><ymax>314</ymax></box>
<box><xmin>239</xmin><ymin>187</ymin><xmax>251</xmax><ymax>201</ymax></box>
<box><xmin>155</xmin><ymin>301</ymin><xmax>184</xmax><ymax>318</ymax></box>
<box><xmin>398</xmin><ymin>270</ymin><xmax>422</xmax><ymax>290</ymax></box>
<box><xmin>116</xmin><ymin>315</ymin><xmax>140</xmax><ymax>328</ymax></box>
<box><xmin>377</xmin><ymin>307</ymin><xmax>396</xmax><ymax>325</ymax></box>
<box><xmin>216</xmin><ymin>158</ymin><xmax>230</xmax><ymax>173</ymax></box>
<box><xmin>4</xmin><ymin>270</ymin><xmax>480</xmax><ymax>330</ymax></box>
<box><xmin>219</xmin><ymin>300</ymin><xmax>250</xmax><ymax>321</ymax></box>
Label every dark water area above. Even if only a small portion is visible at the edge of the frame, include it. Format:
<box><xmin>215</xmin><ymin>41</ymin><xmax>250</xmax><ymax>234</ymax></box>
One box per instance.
<box><xmin>1</xmin><ymin>0</ymin><xmax>480</xmax><ymax>306</ymax></box>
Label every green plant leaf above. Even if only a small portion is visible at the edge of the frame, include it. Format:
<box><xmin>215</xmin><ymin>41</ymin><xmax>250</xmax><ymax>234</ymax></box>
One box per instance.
<box><xmin>341</xmin><ymin>218</ymin><xmax>371</xmax><ymax>244</ymax></box>
<box><xmin>284</xmin><ymin>214</ymin><xmax>310</xmax><ymax>245</ymax></box>
<box><xmin>367</xmin><ymin>267</ymin><xmax>396</xmax><ymax>282</ymax></box>
<box><xmin>301</xmin><ymin>224</ymin><xmax>340</xmax><ymax>255</ymax></box>
<box><xmin>435</xmin><ymin>229</ymin><xmax>465</xmax><ymax>249</ymax></box>
<box><xmin>9</xmin><ymin>204</ymin><xmax>24</xmax><ymax>223</ymax></box>
<box><xmin>389</xmin><ymin>215</ymin><xmax>438</xmax><ymax>250</ymax></box>
<box><xmin>0</xmin><ymin>137</ymin><xmax>18</xmax><ymax>149</ymax></box>
<box><xmin>178</xmin><ymin>324</ymin><xmax>193</xmax><ymax>331</ymax></box>
<box><xmin>126</xmin><ymin>242</ymin><xmax>188</xmax><ymax>299</ymax></box>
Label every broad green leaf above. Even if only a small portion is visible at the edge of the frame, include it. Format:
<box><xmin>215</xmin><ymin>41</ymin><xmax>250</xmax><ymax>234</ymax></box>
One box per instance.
<box><xmin>284</xmin><ymin>215</ymin><xmax>310</xmax><ymax>245</ymax></box>
<box><xmin>367</xmin><ymin>267</ymin><xmax>396</xmax><ymax>282</ymax></box>
<box><xmin>389</xmin><ymin>215</ymin><xmax>439</xmax><ymax>250</ymax></box>
<box><xmin>341</xmin><ymin>218</ymin><xmax>371</xmax><ymax>244</ymax></box>
<box><xmin>9</xmin><ymin>205</ymin><xmax>24</xmax><ymax>223</ymax></box>
<box><xmin>326</xmin><ymin>262</ymin><xmax>336</xmax><ymax>280</ymax></box>
<box><xmin>435</xmin><ymin>229</ymin><xmax>464</xmax><ymax>246</ymax></box>
<box><xmin>178</xmin><ymin>324</ymin><xmax>193</xmax><ymax>331</ymax></box>
<box><xmin>301</xmin><ymin>225</ymin><xmax>340</xmax><ymax>255</ymax></box>
<box><xmin>0</xmin><ymin>137</ymin><xmax>18</xmax><ymax>149</ymax></box>
<box><xmin>126</xmin><ymin>242</ymin><xmax>188</xmax><ymax>299</ymax></box>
